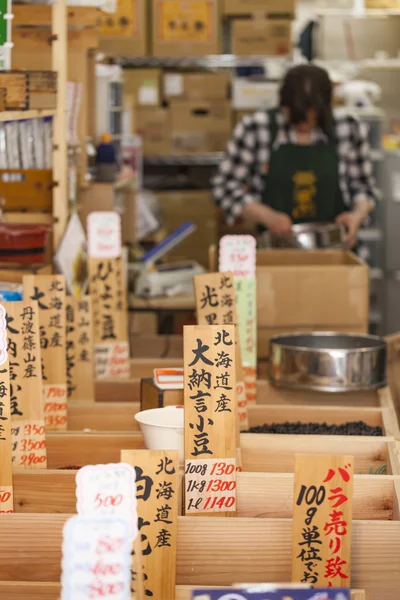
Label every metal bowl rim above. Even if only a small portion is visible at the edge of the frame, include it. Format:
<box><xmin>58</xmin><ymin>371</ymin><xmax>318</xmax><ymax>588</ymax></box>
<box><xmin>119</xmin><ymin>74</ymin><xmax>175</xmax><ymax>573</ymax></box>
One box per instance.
<box><xmin>269</xmin><ymin>331</ymin><xmax>387</xmax><ymax>354</ymax></box>
<box><xmin>291</xmin><ymin>222</ymin><xmax>345</xmax><ymax>235</ymax></box>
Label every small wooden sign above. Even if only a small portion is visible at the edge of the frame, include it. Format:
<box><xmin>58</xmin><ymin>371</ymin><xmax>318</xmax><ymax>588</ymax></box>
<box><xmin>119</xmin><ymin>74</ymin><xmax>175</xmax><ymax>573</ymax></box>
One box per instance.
<box><xmin>122</xmin><ymin>450</ymin><xmax>179</xmax><ymax>600</ymax></box>
<box><xmin>219</xmin><ymin>235</ymin><xmax>257</xmax><ymax>405</ymax></box>
<box><xmin>194</xmin><ymin>271</ymin><xmax>248</xmax><ymax>431</ymax></box>
<box><xmin>0</xmin><ymin>358</ymin><xmax>14</xmax><ymax>513</ymax></box>
<box><xmin>61</xmin><ymin>516</ymin><xmax>132</xmax><ymax>600</ymax></box>
<box><xmin>66</xmin><ymin>295</ymin><xmax>95</xmax><ymax>402</ymax></box>
<box><xmin>183</xmin><ymin>325</ymin><xmax>237</xmax><ymax>517</ymax></box>
<box><xmin>292</xmin><ymin>455</ymin><xmax>354</xmax><ymax>588</ymax></box>
<box><xmin>2</xmin><ymin>301</ymin><xmax>47</xmax><ymax>469</ymax></box>
<box><xmin>87</xmin><ymin>212</ymin><xmax>130</xmax><ymax>381</ymax></box>
<box><xmin>23</xmin><ymin>275</ymin><xmax>67</xmax><ymax>431</ymax></box>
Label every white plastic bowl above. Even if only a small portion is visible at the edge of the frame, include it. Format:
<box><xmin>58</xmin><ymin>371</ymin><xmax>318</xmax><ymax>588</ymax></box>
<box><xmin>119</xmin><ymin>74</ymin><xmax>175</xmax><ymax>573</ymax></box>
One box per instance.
<box><xmin>134</xmin><ymin>406</ymin><xmax>184</xmax><ymax>461</ymax></box>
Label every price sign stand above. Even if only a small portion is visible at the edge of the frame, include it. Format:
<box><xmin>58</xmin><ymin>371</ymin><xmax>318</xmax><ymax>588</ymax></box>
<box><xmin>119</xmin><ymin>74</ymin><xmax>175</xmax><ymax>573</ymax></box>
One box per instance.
<box><xmin>184</xmin><ymin>325</ymin><xmax>237</xmax><ymax>517</ymax></box>
<box><xmin>292</xmin><ymin>454</ymin><xmax>354</xmax><ymax>588</ymax></box>
<box><xmin>66</xmin><ymin>295</ymin><xmax>95</xmax><ymax>401</ymax></box>
<box><xmin>219</xmin><ymin>236</ymin><xmax>257</xmax><ymax>405</ymax></box>
<box><xmin>2</xmin><ymin>301</ymin><xmax>47</xmax><ymax>469</ymax></box>
<box><xmin>194</xmin><ymin>271</ymin><xmax>249</xmax><ymax>432</ymax></box>
<box><xmin>87</xmin><ymin>212</ymin><xmax>130</xmax><ymax>380</ymax></box>
<box><xmin>122</xmin><ymin>450</ymin><xmax>179</xmax><ymax>600</ymax></box>
<box><xmin>23</xmin><ymin>275</ymin><xmax>67</xmax><ymax>431</ymax></box>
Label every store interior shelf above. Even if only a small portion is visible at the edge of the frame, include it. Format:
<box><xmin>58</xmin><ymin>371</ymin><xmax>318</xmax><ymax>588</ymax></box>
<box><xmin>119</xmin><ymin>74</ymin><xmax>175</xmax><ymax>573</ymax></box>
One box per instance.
<box><xmin>143</xmin><ymin>153</ymin><xmax>224</xmax><ymax>166</ymax></box>
<box><xmin>119</xmin><ymin>55</ymin><xmax>290</xmax><ymax>70</ymax></box>
<box><xmin>0</xmin><ymin>109</ymin><xmax>56</xmax><ymax>122</ymax></box>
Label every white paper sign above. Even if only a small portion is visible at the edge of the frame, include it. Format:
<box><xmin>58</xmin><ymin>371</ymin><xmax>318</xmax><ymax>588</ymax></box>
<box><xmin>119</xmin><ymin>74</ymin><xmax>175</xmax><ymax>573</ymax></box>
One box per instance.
<box><xmin>219</xmin><ymin>235</ymin><xmax>257</xmax><ymax>278</ymax></box>
<box><xmin>76</xmin><ymin>463</ymin><xmax>138</xmax><ymax>541</ymax></box>
<box><xmin>164</xmin><ymin>74</ymin><xmax>183</xmax><ymax>97</ymax></box>
<box><xmin>61</xmin><ymin>516</ymin><xmax>131</xmax><ymax>600</ymax></box>
<box><xmin>0</xmin><ymin>304</ymin><xmax>8</xmax><ymax>366</ymax></box>
<box><xmin>87</xmin><ymin>212</ymin><xmax>122</xmax><ymax>259</ymax></box>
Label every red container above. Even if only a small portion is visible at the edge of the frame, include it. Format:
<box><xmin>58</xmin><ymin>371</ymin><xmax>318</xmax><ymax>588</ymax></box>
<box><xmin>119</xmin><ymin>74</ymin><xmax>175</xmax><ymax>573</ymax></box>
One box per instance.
<box><xmin>0</xmin><ymin>223</ymin><xmax>51</xmax><ymax>264</ymax></box>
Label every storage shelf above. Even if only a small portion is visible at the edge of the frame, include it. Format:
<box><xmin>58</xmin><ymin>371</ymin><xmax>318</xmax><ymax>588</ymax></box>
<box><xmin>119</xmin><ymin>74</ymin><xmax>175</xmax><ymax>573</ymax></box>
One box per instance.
<box><xmin>144</xmin><ymin>153</ymin><xmax>224</xmax><ymax>166</ymax></box>
<box><xmin>0</xmin><ymin>109</ymin><xmax>56</xmax><ymax>122</ymax></box>
<box><xmin>119</xmin><ymin>55</ymin><xmax>290</xmax><ymax>70</ymax></box>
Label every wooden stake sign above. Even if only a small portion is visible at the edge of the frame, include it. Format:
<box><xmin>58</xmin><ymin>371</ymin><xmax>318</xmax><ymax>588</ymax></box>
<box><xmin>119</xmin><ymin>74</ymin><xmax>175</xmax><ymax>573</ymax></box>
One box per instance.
<box><xmin>66</xmin><ymin>295</ymin><xmax>95</xmax><ymax>402</ymax></box>
<box><xmin>2</xmin><ymin>301</ymin><xmax>47</xmax><ymax>469</ymax></box>
<box><xmin>61</xmin><ymin>516</ymin><xmax>132</xmax><ymax>600</ymax></box>
<box><xmin>292</xmin><ymin>455</ymin><xmax>354</xmax><ymax>588</ymax></box>
<box><xmin>220</xmin><ymin>236</ymin><xmax>257</xmax><ymax>405</ymax></box>
<box><xmin>87</xmin><ymin>212</ymin><xmax>130</xmax><ymax>380</ymax></box>
<box><xmin>122</xmin><ymin>450</ymin><xmax>179</xmax><ymax>600</ymax></box>
<box><xmin>0</xmin><ymin>360</ymin><xmax>13</xmax><ymax>513</ymax></box>
<box><xmin>23</xmin><ymin>275</ymin><xmax>67</xmax><ymax>431</ymax></box>
<box><xmin>184</xmin><ymin>325</ymin><xmax>237</xmax><ymax>517</ymax></box>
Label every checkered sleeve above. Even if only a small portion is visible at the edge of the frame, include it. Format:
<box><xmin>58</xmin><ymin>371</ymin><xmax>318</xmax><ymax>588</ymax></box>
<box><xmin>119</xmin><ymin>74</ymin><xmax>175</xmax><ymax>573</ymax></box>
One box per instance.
<box><xmin>346</xmin><ymin>116</ymin><xmax>381</xmax><ymax>209</ymax></box>
<box><xmin>212</xmin><ymin>112</ymin><xmax>270</xmax><ymax>225</ymax></box>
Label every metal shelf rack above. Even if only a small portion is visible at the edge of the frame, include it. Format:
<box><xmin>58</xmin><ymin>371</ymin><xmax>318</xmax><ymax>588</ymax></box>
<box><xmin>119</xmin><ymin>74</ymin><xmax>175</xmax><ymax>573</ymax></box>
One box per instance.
<box><xmin>119</xmin><ymin>55</ymin><xmax>290</xmax><ymax>72</ymax></box>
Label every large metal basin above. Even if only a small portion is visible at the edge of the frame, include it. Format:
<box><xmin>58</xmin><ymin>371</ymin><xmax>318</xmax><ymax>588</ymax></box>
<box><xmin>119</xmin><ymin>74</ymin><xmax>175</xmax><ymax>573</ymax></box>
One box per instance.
<box><xmin>271</xmin><ymin>222</ymin><xmax>346</xmax><ymax>250</ymax></box>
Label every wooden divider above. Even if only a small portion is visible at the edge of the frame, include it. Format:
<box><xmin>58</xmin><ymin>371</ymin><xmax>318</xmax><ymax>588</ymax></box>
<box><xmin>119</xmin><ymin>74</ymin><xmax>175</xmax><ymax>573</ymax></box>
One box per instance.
<box><xmin>11</xmin><ymin>470</ymin><xmax>400</xmax><ymax>521</ymax></box>
<box><xmin>0</xmin><ymin>514</ymin><xmax>394</xmax><ymax>599</ymax></box>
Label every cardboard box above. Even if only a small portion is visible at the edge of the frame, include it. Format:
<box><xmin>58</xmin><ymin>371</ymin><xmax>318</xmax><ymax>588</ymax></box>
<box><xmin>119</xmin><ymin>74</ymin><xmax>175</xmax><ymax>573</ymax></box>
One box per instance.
<box><xmin>157</xmin><ymin>190</ymin><xmax>217</xmax><ymax>267</ymax></box>
<box><xmin>123</xmin><ymin>69</ymin><xmax>162</xmax><ymax>107</ymax></box>
<box><xmin>164</xmin><ymin>72</ymin><xmax>230</xmax><ymax>101</ymax></box>
<box><xmin>152</xmin><ymin>0</ymin><xmax>220</xmax><ymax>57</ymax></box>
<box><xmin>232</xmin><ymin>19</ymin><xmax>292</xmax><ymax>56</ymax></box>
<box><xmin>232</xmin><ymin>78</ymin><xmax>279</xmax><ymax>110</ymax></box>
<box><xmin>170</xmin><ymin>100</ymin><xmax>231</xmax><ymax>153</ymax></box>
<box><xmin>223</xmin><ymin>0</ymin><xmax>295</xmax><ymax>16</ymax></box>
<box><xmin>256</xmin><ymin>250</ymin><xmax>369</xmax><ymax>358</ymax></box>
<box><xmin>134</xmin><ymin>106</ymin><xmax>171</xmax><ymax>155</ymax></box>
<box><xmin>99</xmin><ymin>0</ymin><xmax>147</xmax><ymax>57</ymax></box>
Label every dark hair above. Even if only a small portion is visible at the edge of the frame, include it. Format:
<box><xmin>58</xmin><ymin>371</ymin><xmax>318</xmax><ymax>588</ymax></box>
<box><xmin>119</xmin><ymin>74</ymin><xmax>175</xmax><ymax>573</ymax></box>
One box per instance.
<box><xmin>280</xmin><ymin>64</ymin><xmax>334</xmax><ymax>138</ymax></box>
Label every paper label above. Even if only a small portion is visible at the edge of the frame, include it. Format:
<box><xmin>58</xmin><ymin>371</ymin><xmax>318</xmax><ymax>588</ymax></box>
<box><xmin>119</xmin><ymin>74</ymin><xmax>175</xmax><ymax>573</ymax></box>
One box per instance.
<box><xmin>61</xmin><ymin>516</ymin><xmax>132</xmax><ymax>600</ymax></box>
<box><xmin>185</xmin><ymin>458</ymin><xmax>236</xmax><ymax>514</ymax></box>
<box><xmin>95</xmin><ymin>342</ymin><xmax>130</xmax><ymax>380</ymax></box>
<box><xmin>11</xmin><ymin>420</ymin><xmax>47</xmax><ymax>469</ymax></box>
<box><xmin>0</xmin><ymin>304</ymin><xmax>7</xmax><ymax>366</ymax></box>
<box><xmin>43</xmin><ymin>384</ymin><xmax>68</xmax><ymax>430</ymax></box>
<box><xmin>76</xmin><ymin>463</ymin><xmax>138</xmax><ymax>541</ymax></box>
<box><xmin>219</xmin><ymin>235</ymin><xmax>256</xmax><ymax>278</ymax></box>
<box><xmin>138</xmin><ymin>84</ymin><xmax>158</xmax><ymax>106</ymax></box>
<box><xmin>88</xmin><ymin>212</ymin><xmax>122</xmax><ymax>260</ymax></box>
<box><xmin>99</xmin><ymin>0</ymin><xmax>138</xmax><ymax>37</ymax></box>
<box><xmin>159</xmin><ymin>0</ymin><xmax>213</xmax><ymax>42</ymax></box>
<box><xmin>164</xmin><ymin>74</ymin><xmax>183</xmax><ymax>97</ymax></box>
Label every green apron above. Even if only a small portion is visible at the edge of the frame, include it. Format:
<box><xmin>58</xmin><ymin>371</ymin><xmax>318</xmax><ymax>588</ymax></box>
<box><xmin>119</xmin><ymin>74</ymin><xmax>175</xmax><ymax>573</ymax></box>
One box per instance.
<box><xmin>261</xmin><ymin>110</ymin><xmax>346</xmax><ymax>227</ymax></box>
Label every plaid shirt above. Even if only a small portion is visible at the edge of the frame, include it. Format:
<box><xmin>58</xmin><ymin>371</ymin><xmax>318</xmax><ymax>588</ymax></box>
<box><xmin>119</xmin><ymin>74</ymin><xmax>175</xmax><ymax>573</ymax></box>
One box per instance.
<box><xmin>212</xmin><ymin>108</ymin><xmax>381</xmax><ymax>225</ymax></box>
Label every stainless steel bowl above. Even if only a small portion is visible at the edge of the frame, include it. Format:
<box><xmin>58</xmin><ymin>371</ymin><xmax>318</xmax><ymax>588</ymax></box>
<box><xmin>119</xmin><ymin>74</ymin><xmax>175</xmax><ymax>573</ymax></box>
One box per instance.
<box><xmin>269</xmin><ymin>332</ymin><xmax>387</xmax><ymax>393</ymax></box>
<box><xmin>271</xmin><ymin>222</ymin><xmax>346</xmax><ymax>250</ymax></box>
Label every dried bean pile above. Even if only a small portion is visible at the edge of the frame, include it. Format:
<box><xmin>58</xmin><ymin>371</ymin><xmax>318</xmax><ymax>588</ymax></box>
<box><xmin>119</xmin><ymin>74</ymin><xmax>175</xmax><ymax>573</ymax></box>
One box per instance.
<box><xmin>247</xmin><ymin>420</ymin><xmax>382</xmax><ymax>436</ymax></box>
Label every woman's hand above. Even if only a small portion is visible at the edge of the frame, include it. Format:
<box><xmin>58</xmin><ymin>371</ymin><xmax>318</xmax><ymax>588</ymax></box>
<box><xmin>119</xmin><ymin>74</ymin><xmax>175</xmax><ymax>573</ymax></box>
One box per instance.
<box><xmin>265</xmin><ymin>208</ymin><xmax>293</xmax><ymax>236</ymax></box>
<box><xmin>335</xmin><ymin>209</ymin><xmax>368</xmax><ymax>249</ymax></box>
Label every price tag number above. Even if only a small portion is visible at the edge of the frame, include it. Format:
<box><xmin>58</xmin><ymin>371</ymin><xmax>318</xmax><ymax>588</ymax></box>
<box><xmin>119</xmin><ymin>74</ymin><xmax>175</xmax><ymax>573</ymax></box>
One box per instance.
<box><xmin>94</xmin><ymin>493</ymin><xmax>123</xmax><ymax>509</ymax></box>
<box><xmin>185</xmin><ymin>459</ymin><xmax>237</xmax><ymax>514</ymax></box>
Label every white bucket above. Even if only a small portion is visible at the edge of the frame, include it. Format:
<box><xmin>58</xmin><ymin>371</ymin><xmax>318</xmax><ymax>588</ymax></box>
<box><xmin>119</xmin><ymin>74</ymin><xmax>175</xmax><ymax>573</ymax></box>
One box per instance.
<box><xmin>134</xmin><ymin>406</ymin><xmax>184</xmax><ymax>461</ymax></box>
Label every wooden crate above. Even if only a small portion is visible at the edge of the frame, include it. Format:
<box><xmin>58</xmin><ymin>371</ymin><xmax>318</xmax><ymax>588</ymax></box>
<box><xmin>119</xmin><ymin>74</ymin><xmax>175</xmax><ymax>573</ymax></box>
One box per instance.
<box><xmin>0</xmin><ymin>514</ymin><xmax>394</xmax><ymax>599</ymax></box>
<box><xmin>43</xmin><ymin>431</ymin><xmax>400</xmax><ymax>474</ymax></box>
<box><xmin>0</xmin><ymin>72</ymin><xmax>29</xmax><ymax>110</ymax></box>
<box><xmin>0</xmin><ymin>170</ymin><xmax>53</xmax><ymax>212</ymax></box>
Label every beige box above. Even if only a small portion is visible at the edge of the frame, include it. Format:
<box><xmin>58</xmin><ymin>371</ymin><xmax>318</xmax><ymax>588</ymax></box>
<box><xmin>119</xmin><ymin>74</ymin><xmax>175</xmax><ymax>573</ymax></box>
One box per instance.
<box><xmin>134</xmin><ymin>106</ymin><xmax>171</xmax><ymax>155</ymax></box>
<box><xmin>163</xmin><ymin>72</ymin><xmax>230</xmax><ymax>101</ymax></box>
<box><xmin>152</xmin><ymin>0</ymin><xmax>221</xmax><ymax>57</ymax></box>
<box><xmin>170</xmin><ymin>100</ymin><xmax>231</xmax><ymax>153</ymax></box>
<box><xmin>256</xmin><ymin>250</ymin><xmax>369</xmax><ymax>358</ymax></box>
<box><xmin>223</xmin><ymin>0</ymin><xmax>295</xmax><ymax>16</ymax></box>
<box><xmin>124</xmin><ymin>69</ymin><xmax>162</xmax><ymax>107</ymax></box>
<box><xmin>232</xmin><ymin>19</ymin><xmax>292</xmax><ymax>56</ymax></box>
<box><xmin>99</xmin><ymin>0</ymin><xmax>147</xmax><ymax>57</ymax></box>
<box><xmin>157</xmin><ymin>190</ymin><xmax>217</xmax><ymax>267</ymax></box>
<box><xmin>233</xmin><ymin>78</ymin><xmax>279</xmax><ymax>110</ymax></box>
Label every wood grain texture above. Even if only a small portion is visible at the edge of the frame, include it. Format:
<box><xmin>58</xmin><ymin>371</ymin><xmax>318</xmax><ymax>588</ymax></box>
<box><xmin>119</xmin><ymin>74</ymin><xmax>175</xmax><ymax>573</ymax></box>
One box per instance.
<box><xmin>13</xmin><ymin>5</ymin><xmax>99</xmax><ymax>27</ymax></box>
<box><xmin>67</xmin><ymin>402</ymin><xmax>140</xmax><ymax>431</ymax></box>
<box><xmin>11</xmin><ymin>470</ymin><xmax>397</xmax><ymax>521</ymax></box>
<box><xmin>95</xmin><ymin>378</ymin><xmax>140</xmax><ymax>403</ymax></box>
<box><xmin>0</xmin><ymin>515</ymin><xmax>394</xmax><ymax>599</ymax></box>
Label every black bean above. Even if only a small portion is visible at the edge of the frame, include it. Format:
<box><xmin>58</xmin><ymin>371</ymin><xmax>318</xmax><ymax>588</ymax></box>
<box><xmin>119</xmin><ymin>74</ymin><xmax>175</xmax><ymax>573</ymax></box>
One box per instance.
<box><xmin>246</xmin><ymin>420</ymin><xmax>383</xmax><ymax>436</ymax></box>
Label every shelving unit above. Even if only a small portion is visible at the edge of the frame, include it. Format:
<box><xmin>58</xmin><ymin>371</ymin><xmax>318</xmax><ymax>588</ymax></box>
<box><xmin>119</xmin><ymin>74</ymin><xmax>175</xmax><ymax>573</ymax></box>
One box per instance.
<box><xmin>119</xmin><ymin>55</ymin><xmax>290</xmax><ymax>71</ymax></box>
<box><xmin>0</xmin><ymin>109</ymin><xmax>57</xmax><ymax>122</ymax></box>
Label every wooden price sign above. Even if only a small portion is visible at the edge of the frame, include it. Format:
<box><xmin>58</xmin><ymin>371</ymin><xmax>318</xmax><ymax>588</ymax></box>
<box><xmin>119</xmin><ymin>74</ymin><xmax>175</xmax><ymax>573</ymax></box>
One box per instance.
<box><xmin>0</xmin><ymin>305</ymin><xmax>13</xmax><ymax>512</ymax></box>
<box><xmin>122</xmin><ymin>450</ymin><xmax>179</xmax><ymax>600</ymax></box>
<box><xmin>66</xmin><ymin>296</ymin><xmax>95</xmax><ymax>402</ymax></box>
<box><xmin>61</xmin><ymin>516</ymin><xmax>132</xmax><ymax>600</ymax></box>
<box><xmin>87</xmin><ymin>212</ymin><xmax>130</xmax><ymax>380</ymax></box>
<box><xmin>219</xmin><ymin>236</ymin><xmax>257</xmax><ymax>405</ymax></box>
<box><xmin>2</xmin><ymin>301</ymin><xmax>47</xmax><ymax>469</ymax></box>
<box><xmin>194</xmin><ymin>271</ymin><xmax>248</xmax><ymax>431</ymax></box>
<box><xmin>292</xmin><ymin>455</ymin><xmax>354</xmax><ymax>588</ymax></box>
<box><xmin>23</xmin><ymin>275</ymin><xmax>67</xmax><ymax>431</ymax></box>
<box><xmin>184</xmin><ymin>325</ymin><xmax>237</xmax><ymax>517</ymax></box>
